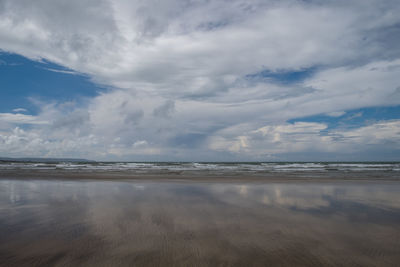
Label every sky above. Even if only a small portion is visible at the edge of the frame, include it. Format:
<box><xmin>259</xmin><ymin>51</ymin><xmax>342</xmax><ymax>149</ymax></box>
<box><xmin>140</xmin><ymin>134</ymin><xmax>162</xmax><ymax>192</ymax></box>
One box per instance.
<box><xmin>0</xmin><ymin>0</ymin><xmax>399</xmax><ymax>161</ymax></box>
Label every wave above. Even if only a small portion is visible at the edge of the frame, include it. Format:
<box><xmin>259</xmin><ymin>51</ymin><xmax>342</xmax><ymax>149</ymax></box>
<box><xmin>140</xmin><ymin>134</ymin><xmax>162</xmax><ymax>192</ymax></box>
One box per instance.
<box><xmin>0</xmin><ymin>162</ymin><xmax>399</xmax><ymax>173</ymax></box>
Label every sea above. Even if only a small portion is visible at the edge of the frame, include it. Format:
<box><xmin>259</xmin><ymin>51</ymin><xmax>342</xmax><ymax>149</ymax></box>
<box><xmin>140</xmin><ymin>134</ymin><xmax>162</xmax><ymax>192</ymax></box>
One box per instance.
<box><xmin>0</xmin><ymin>161</ymin><xmax>399</xmax><ymax>174</ymax></box>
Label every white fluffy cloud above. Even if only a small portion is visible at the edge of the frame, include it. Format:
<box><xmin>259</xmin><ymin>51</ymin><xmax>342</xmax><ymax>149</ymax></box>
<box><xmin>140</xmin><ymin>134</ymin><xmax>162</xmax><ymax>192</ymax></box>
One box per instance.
<box><xmin>0</xmin><ymin>113</ymin><xmax>48</xmax><ymax>125</ymax></box>
<box><xmin>208</xmin><ymin>120</ymin><xmax>400</xmax><ymax>159</ymax></box>
<box><xmin>0</xmin><ymin>0</ymin><xmax>399</xmax><ymax>160</ymax></box>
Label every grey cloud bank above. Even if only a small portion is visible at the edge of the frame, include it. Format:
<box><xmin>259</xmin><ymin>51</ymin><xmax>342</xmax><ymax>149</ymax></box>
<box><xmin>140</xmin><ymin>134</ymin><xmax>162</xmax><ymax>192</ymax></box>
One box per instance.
<box><xmin>0</xmin><ymin>0</ymin><xmax>399</xmax><ymax>160</ymax></box>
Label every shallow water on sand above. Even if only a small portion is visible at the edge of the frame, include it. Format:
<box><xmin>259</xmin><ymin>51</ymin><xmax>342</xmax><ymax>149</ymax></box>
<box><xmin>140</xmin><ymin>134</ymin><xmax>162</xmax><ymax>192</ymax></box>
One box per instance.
<box><xmin>0</xmin><ymin>180</ymin><xmax>400</xmax><ymax>266</ymax></box>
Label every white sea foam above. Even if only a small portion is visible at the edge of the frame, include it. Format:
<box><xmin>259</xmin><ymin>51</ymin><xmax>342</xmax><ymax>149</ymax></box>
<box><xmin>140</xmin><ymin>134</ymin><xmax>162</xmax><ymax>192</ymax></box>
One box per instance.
<box><xmin>0</xmin><ymin>161</ymin><xmax>399</xmax><ymax>173</ymax></box>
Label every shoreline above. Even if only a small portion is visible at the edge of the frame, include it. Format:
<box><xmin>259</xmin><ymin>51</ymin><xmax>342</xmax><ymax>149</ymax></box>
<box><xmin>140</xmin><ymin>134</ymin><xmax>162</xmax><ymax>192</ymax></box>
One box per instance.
<box><xmin>0</xmin><ymin>169</ymin><xmax>399</xmax><ymax>183</ymax></box>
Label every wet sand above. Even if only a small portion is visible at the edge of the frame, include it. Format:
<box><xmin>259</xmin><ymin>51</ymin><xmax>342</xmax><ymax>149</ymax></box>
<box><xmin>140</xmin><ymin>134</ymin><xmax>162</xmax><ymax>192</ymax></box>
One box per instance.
<box><xmin>0</xmin><ymin>173</ymin><xmax>400</xmax><ymax>266</ymax></box>
<box><xmin>0</xmin><ymin>168</ymin><xmax>398</xmax><ymax>182</ymax></box>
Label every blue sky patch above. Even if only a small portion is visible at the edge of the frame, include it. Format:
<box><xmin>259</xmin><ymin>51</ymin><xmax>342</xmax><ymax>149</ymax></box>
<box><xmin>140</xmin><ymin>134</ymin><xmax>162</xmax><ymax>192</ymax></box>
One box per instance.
<box><xmin>288</xmin><ymin>106</ymin><xmax>400</xmax><ymax>130</ymax></box>
<box><xmin>0</xmin><ymin>52</ymin><xmax>105</xmax><ymax>115</ymax></box>
<box><xmin>245</xmin><ymin>67</ymin><xmax>316</xmax><ymax>85</ymax></box>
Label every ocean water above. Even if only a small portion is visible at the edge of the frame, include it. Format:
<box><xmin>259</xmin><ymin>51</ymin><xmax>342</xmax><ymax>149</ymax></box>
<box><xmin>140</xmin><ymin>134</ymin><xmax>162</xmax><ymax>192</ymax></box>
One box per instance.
<box><xmin>0</xmin><ymin>161</ymin><xmax>399</xmax><ymax>173</ymax></box>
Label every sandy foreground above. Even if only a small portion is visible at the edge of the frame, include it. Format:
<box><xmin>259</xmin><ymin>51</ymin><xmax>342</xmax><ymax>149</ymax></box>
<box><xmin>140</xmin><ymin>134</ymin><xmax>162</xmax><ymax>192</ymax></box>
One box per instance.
<box><xmin>0</xmin><ymin>170</ymin><xmax>399</xmax><ymax>266</ymax></box>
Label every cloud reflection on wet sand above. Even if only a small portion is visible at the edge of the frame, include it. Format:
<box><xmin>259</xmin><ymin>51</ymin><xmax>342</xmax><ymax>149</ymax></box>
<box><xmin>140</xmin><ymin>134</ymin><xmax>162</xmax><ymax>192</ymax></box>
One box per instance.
<box><xmin>0</xmin><ymin>180</ymin><xmax>399</xmax><ymax>266</ymax></box>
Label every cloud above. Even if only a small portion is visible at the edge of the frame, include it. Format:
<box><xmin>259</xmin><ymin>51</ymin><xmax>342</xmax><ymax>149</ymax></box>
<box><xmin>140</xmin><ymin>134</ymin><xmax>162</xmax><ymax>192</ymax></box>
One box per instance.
<box><xmin>0</xmin><ymin>127</ymin><xmax>98</xmax><ymax>158</ymax></box>
<box><xmin>208</xmin><ymin>120</ymin><xmax>400</xmax><ymax>158</ymax></box>
<box><xmin>0</xmin><ymin>0</ymin><xmax>399</xmax><ymax>160</ymax></box>
<box><xmin>326</xmin><ymin>111</ymin><xmax>346</xmax><ymax>117</ymax></box>
<box><xmin>153</xmin><ymin>100</ymin><xmax>175</xmax><ymax>118</ymax></box>
<box><xmin>1</xmin><ymin>0</ymin><xmax>400</xmax><ymax>92</ymax></box>
<box><xmin>12</xmin><ymin>108</ymin><xmax>27</xmax><ymax>113</ymax></box>
<box><xmin>133</xmin><ymin>140</ymin><xmax>148</xmax><ymax>147</ymax></box>
<box><xmin>0</xmin><ymin>113</ymin><xmax>48</xmax><ymax>125</ymax></box>
<box><xmin>42</xmin><ymin>67</ymin><xmax>79</xmax><ymax>75</ymax></box>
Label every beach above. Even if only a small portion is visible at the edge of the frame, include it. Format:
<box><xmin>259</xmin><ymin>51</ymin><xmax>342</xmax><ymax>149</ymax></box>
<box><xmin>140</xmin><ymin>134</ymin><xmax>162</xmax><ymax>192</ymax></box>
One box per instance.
<box><xmin>0</xmin><ymin>164</ymin><xmax>400</xmax><ymax>266</ymax></box>
<box><xmin>1</xmin><ymin>0</ymin><xmax>399</xmax><ymax>266</ymax></box>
